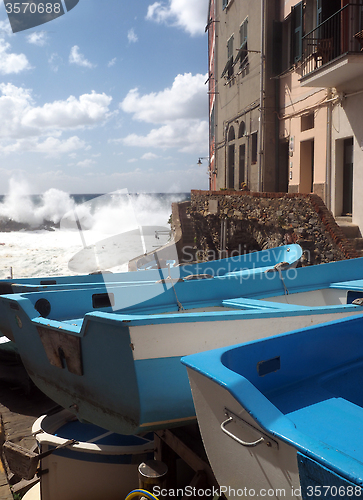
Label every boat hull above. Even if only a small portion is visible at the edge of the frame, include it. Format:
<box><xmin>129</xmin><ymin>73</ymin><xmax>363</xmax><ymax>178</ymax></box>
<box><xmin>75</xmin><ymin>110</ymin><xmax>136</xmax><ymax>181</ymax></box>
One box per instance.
<box><xmin>182</xmin><ymin>315</ymin><xmax>363</xmax><ymax>498</ymax></box>
<box><xmin>7</xmin><ymin>303</ymin><xmax>362</xmax><ymax>435</ymax></box>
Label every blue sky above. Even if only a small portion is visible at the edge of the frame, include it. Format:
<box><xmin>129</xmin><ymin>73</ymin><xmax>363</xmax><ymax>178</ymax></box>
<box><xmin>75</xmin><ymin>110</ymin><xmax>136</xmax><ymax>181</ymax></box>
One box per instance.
<box><xmin>0</xmin><ymin>0</ymin><xmax>209</xmax><ymax>194</ymax></box>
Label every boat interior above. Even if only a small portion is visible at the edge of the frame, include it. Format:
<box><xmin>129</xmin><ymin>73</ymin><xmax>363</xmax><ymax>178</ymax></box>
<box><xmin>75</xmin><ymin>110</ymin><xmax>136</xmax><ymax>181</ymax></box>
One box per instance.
<box><xmin>217</xmin><ymin>314</ymin><xmax>363</xmax><ymax>473</ymax></box>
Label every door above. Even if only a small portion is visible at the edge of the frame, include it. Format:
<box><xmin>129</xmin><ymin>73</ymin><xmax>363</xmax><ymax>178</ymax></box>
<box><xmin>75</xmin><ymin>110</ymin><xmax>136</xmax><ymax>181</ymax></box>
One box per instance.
<box><xmin>228</xmin><ymin>144</ymin><xmax>235</xmax><ymax>189</ymax></box>
<box><xmin>239</xmin><ymin>144</ymin><xmax>246</xmax><ymax>188</ymax></box>
<box><xmin>343</xmin><ymin>138</ymin><xmax>353</xmax><ymax>215</ymax></box>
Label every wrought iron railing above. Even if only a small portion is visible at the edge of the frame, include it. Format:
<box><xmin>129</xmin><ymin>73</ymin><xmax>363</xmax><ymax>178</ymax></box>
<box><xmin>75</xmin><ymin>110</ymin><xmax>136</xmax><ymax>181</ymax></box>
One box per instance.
<box><xmin>301</xmin><ymin>3</ymin><xmax>363</xmax><ymax>77</ymax></box>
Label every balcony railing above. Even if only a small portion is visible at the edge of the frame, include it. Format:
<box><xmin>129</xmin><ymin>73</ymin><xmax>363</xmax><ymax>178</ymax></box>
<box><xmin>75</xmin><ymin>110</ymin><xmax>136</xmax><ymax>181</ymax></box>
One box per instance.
<box><xmin>302</xmin><ymin>3</ymin><xmax>363</xmax><ymax>78</ymax></box>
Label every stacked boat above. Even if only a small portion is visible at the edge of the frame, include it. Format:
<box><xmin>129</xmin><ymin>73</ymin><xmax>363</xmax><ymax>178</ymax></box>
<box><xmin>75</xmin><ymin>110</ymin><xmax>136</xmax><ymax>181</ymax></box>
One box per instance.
<box><xmin>2</xmin><ymin>244</ymin><xmax>363</xmax><ymax>498</ymax></box>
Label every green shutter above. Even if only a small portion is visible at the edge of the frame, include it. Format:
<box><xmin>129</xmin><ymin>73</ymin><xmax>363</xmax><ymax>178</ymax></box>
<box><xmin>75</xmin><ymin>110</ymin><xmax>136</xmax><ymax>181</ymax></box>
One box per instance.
<box><xmin>292</xmin><ymin>2</ymin><xmax>303</xmax><ymax>63</ymax></box>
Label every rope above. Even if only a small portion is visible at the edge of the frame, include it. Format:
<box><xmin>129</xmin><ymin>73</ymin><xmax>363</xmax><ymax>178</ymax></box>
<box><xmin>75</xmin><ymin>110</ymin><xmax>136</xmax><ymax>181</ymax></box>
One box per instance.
<box><xmin>167</xmin><ymin>264</ymin><xmax>184</xmax><ymax>311</ymax></box>
<box><xmin>184</xmin><ymin>274</ymin><xmax>214</xmax><ymax>280</ymax></box>
<box><xmin>265</xmin><ymin>262</ymin><xmax>289</xmax><ymax>295</ymax></box>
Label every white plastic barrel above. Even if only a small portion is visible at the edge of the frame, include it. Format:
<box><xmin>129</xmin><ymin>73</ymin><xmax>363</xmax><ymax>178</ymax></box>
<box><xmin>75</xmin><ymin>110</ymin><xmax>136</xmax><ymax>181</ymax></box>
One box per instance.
<box><xmin>31</xmin><ymin>409</ymin><xmax>154</xmax><ymax>500</ymax></box>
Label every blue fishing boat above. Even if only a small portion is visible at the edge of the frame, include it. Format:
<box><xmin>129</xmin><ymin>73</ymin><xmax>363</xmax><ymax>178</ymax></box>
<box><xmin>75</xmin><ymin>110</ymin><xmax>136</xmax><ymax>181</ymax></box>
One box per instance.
<box><xmin>0</xmin><ymin>243</ymin><xmax>302</xmax><ymax>294</ymax></box>
<box><xmin>3</xmin><ymin>256</ymin><xmax>363</xmax><ymax>436</ymax></box>
<box><xmin>0</xmin><ymin>244</ymin><xmax>301</xmax><ymax>342</ymax></box>
<box><xmin>182</xmin><ymin>314</ymin><xmax>363</xmax><ymax>499</ymax></box>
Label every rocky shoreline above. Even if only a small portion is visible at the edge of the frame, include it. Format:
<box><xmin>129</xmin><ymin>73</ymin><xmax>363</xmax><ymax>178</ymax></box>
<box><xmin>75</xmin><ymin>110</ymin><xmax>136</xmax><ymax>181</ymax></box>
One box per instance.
<box><xmin>0</xmin><ymin>218</ymin><xmax>59</xmax><ymax>232</ymax></box>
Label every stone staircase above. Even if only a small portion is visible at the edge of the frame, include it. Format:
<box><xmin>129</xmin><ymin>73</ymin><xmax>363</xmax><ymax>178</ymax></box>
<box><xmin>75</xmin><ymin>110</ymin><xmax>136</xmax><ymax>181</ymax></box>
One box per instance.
<box><xmin>335</xmin><ymin>217</ymin><xmax>363</xmax><ymax>257</ymax></box>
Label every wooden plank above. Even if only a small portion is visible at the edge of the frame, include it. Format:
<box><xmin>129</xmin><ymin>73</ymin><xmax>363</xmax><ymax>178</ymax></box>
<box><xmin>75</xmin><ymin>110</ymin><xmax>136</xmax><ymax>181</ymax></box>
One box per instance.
<box><xmin>0</xmin><ymin>415</ymin><xmax>13</xmax><ymax>500</ymax></box>
<box><xmin>181</xmin><ymin>471</ymin><xmax>209</xmax><ymax>500</ymax></box>
<box><xmin>0</xmin><ymin>377</ymin><xmax>56</xmax><ymax>497</ymax></box>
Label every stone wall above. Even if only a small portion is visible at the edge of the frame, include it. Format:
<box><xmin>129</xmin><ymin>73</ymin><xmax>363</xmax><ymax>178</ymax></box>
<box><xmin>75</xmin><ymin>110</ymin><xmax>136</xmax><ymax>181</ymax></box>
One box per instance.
<box><xmin>188</xmin><ymin>190</ymin><xmax>358</xmax><ymax>265</ymax></box>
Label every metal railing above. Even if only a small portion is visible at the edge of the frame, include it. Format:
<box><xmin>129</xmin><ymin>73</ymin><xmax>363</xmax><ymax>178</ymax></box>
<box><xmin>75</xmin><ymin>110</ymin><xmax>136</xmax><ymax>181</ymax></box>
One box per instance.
<box><xmin>302</xmin><ymin>3</ymin><xmax>363</xmax><ymax>77</ymax></box>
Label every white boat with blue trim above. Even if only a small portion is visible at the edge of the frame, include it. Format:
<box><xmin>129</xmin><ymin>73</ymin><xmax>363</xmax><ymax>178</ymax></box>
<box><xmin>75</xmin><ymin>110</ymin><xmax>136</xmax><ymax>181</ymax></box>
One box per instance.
<box><xmin>0</xmin><ymin>244</ymin><xmax>301</xmax><ymax>341</ymax></box>
<box><xmin>182</xmin><ymin>314</ymin><xmax>363</xmax><ymax>499</ymax></box>
<box><xmin>3</xmin><ymin>255</ymin><xmax>363</xmax><ymax>436</ymax></box>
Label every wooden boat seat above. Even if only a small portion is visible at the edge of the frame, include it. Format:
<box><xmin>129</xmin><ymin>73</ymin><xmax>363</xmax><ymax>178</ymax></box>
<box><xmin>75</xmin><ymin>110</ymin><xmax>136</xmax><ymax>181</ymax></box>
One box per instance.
<box><xmin>330</xmin><ymin>279</ymin><xmax>363</xmax><ymax>289</ymax></box>
<box><xmin>267</xmin><ymin>357</ymin><xmax>363</xmax><ymax>462</ymax></box>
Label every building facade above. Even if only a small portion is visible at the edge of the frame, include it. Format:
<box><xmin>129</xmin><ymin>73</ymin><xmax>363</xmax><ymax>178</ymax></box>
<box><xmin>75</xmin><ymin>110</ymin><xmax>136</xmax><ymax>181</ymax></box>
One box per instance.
<box><xmin>208</xmin><ymin>0</ymin><xmax>363</xmax><ymax>230</ymax></box>
<box><xmin>207</xmin><ymin>0</ymin><xmax>282</xmax><ymax>193</ymax></box>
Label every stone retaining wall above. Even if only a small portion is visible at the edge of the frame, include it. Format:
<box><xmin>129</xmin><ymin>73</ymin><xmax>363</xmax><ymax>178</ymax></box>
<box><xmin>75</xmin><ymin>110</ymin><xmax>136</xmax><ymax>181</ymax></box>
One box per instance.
<box><xmin>188</xmin><ymin>190</ymin><xmax>358</xmax><ymax>265</ymax></box>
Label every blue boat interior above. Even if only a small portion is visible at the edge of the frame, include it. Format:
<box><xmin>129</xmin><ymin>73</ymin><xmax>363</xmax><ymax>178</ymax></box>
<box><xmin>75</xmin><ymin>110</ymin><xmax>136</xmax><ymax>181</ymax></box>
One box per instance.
<box><xmin>183</xmin><ymin>314</ymin><xmax>363</xmax><ymax>486</ymax></box>
<box><xmin>4</xmin><ymin>270</ymin><xmax>363</xmax><ymax>336</ymax></box>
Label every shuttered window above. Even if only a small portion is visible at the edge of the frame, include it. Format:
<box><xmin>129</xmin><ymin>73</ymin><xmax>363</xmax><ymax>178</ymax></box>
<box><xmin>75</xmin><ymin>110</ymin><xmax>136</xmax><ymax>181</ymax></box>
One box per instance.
<box><xmin>292</xmin><ymin>2</ymin><xmax>303</xmax><ymax>63</ymax></box>
<box><xmin>221</xmin><ymin>35</ymin><xmax>234</xmax><ymax>79</ymax></box>
<box><xmin>234</xmin><ymin>18</ymin><xmax>248</xmax><ymax>69</ymax></box>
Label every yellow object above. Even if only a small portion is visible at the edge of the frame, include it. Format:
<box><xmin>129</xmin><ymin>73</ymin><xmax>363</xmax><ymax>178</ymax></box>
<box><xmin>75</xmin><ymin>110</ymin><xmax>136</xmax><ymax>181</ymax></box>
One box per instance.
<box><xmin>125</xmin><ymin>489</ymin><xmax>160</xmax><ymax>500</ymax></box>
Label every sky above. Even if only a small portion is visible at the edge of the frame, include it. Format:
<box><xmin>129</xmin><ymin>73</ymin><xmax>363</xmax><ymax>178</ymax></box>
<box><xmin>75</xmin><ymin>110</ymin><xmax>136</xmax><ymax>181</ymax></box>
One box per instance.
<box><xmin>0</xmin><ymin>0</ymin><xmax>210</xmax><ymax>194</ymax></box>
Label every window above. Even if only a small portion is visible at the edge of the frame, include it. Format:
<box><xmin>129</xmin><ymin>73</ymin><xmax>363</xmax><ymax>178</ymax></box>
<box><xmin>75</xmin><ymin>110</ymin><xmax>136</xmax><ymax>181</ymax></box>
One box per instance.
<box><xmin>238</xmin><ymin>121</ymin><xmax>246</xmax><ymax>138</ymax></box>
<box><xmin>210</xmin><ymin>105</ymin><xmax>215</xmax><ymax>142</ymax></box>
<box><xmin>234</xmin><ymin>18</ymin><xmax>248</xmax><ymax>70</ymax></box>
<box><xmin>301</xmin><ymin>113</ymin><xmax>314</xmax><ymax>131</ymax></box>
<box><xmin>292</xmin><ymin>2</ymin><xmax>303</xmax><ymax>63</ymax></box>
<box><xmin>221</xmin><ymin>35</ymin><xmax>234</xmax><ymax>79</ymax></box>
<box><xmin>251</xmin><ymin>132</ymin><xmax>258</xmax><ymax>164</ymax></box>
<box><xmin>228</xmin><ymin>125</ymin><xmax>235</xmax><ymax>142</ymax></box>
<box><xmin>222</xmin><ymin>0</ymin><xmax>228</xmax><ymax>11</ymax></box>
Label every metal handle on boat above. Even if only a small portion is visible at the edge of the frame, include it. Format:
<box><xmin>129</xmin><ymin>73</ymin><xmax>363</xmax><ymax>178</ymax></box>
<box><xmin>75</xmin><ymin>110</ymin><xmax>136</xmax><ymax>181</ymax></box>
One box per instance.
<box><xmin>221</xmin><ymin>416</ymin><xmax>265</xmax><ymax>447</ymax></box>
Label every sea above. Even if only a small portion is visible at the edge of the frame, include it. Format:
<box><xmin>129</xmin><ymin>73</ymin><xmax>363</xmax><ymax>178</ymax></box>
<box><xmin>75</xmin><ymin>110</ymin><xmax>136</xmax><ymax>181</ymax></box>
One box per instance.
<box><xmin>0</xmin><ymin>181</ymin><xmax>189</xmax><ymax>279</ymax></box>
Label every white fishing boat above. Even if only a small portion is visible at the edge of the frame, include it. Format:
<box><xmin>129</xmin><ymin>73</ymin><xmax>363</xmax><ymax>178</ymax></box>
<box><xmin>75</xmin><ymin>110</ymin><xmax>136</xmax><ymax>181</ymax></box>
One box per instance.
<box><xmin>0</xmin><ymin>243</ymin><xmax>302</xmax><ymax>341</ymax></box>
<box><xmin>182</xmin><ymin>314</ymin><xmax>363</xmax><ymax>499</ymax></box>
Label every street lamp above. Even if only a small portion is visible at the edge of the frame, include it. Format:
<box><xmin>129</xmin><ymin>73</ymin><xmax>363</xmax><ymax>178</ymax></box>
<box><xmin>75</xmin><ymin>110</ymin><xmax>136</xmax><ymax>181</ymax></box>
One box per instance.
<box><xmin>197</xmin><ymin>157</ymin><xmax>209</xmax><ymax>165</ymax></box>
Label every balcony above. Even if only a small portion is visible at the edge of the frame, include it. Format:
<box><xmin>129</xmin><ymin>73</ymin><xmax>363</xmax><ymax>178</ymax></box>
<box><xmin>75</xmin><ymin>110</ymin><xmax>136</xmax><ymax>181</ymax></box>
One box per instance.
<box><xmin>300</xmin><ymin>3</ymin><xmax>363</xmax><ymax>89</ymax></box>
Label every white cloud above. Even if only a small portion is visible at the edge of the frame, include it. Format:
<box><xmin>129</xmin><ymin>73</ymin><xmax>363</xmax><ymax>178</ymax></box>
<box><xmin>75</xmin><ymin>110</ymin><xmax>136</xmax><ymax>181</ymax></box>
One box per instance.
<box><xmin>127</xmin><ymin>28</ymin><xmax>138</xmax><ymax>43</ymax></box>
<box><xmin>0</xmin><ymin>20</ymin><xmax>13</xmax><ymax>36</ymax></box>
<box><xmin>0</xmin><ymin>84</ymin><xmax>113</xmax><ymax>156</ymax></box>
<box><xmin>146</xmin><ymin>0</ymin><xmax>208</xmax><ymax>36</ymax></box>
<box><xmin>120</xmin><ymin>73</ymin><xmax>207</xmax><ymax>123</ymax></box>
<box><xmin>0</xmin><ymin>38</ymin><xmax>31</xmax><ymax>74</ymax></box>
<box><xmin>0</xmin><ymin>84</ymin><xmax>113</xmax><ymax>139</ymax></box>
<box><xmin>76</xmin><ymin>159</ymin><xmax>96</xmax><ymax>168</ymax></box>
<box><xmin>27</xmin><ymin>32</ymin><xmax>47</xmax><ymax>46</ymax></box>
<box><xmin>1</xmin><ymin>136</ymin><xmax>87</xmax><ymax>155</ymax></box>
<box><xmin>69</xmin><ymin>45</ymin><xmax>96</xmax><ymax>68</ymax></box>
<box><xmin>120</xmin><ymin>73</ymin><xmax>208</xmax><ymax>153</ymax></box>
<box><xmin>49</xmin><ymin>53</ymin><xmax>62</xmax><ymax>72</ymax></box>
<box><xmin>108</xmin><ymin>57</ymin><xmax>117</xmax><ymax>67</ymax></box>
<box><xmin>123</xmin><ymin>118</ymin><xmax>208</xmax><ymax>153</ymax></box>
<box><xmin>141</xmin><ymin>152</ymin><xmax>160</xmax><ymax>160</ymax></box>
<box><xmin>22</xmin><ymin>91</ymin><xmax>113</xmax><ymax>130</ymax></box>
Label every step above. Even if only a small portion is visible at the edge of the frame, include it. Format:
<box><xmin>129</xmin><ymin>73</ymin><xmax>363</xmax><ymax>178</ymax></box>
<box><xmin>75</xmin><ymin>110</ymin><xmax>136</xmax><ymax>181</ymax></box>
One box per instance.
<box><xmin>335</xmin><ymin>218</ymin><xmax>361</xmax><ymax>239</ymax></box>
<box><xmin>353</xmin><ymin>238</ymin><xmax>363</xmax><ymax>250</ymax></box>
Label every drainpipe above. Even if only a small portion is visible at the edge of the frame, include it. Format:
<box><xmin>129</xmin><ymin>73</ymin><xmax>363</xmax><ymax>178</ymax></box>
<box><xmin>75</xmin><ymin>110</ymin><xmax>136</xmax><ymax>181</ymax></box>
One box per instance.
<box><xmin>258</xmin><ymin>0</ymin><xmax>265</xmax><ymax>192</ymax></box>
<box><xmin>326</xmin><ymin>94</ymin><xmax>333</xmax><ymax>210</ymax></box>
